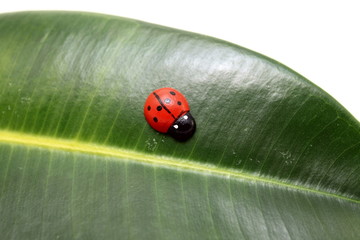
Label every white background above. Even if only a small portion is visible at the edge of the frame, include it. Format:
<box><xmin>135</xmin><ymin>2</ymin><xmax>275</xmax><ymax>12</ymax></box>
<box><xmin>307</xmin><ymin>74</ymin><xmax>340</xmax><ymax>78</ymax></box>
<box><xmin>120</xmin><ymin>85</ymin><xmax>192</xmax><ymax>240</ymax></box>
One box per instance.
<box><xmin>1</xmin><ymin>0</ymin><xmax>359</xmax><ymax>120</ymax></box>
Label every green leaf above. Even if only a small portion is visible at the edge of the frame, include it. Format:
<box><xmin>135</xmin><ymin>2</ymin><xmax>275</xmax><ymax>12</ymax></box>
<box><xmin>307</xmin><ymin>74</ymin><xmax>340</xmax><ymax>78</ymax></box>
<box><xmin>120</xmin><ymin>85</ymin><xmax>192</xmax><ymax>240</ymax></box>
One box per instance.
<box><xmin>0</xmin><ymin>11</ymin><xmax>359</xmax><ymax>239</ymax></box>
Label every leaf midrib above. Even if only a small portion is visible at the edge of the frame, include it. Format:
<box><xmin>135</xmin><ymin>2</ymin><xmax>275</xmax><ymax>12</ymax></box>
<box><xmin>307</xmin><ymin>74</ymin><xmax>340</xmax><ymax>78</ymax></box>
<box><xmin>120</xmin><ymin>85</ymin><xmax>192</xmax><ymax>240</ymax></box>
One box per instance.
<box><xmin>0</xmin><ymin>129</ymin><xmax>358</xmax><ymax>204</ymax></box>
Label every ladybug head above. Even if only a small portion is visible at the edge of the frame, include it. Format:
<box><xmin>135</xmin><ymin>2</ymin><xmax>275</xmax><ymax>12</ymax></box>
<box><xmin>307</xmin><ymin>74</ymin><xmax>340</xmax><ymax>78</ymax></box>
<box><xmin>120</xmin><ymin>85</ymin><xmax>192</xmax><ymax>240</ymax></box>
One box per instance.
<box><xmin>168</xmin><ymin>112</ymin><xmax>196</xmax><ymax>141</ymax></box>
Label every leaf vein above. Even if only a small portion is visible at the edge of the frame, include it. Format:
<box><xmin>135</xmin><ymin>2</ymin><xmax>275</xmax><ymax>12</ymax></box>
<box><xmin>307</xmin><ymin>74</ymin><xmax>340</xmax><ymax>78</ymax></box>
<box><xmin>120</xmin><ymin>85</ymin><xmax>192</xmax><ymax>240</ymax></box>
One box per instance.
<box><xmin>0</xmin><ymin>129</ymin><xmax>359</xmax><ymax>204</ymax></box>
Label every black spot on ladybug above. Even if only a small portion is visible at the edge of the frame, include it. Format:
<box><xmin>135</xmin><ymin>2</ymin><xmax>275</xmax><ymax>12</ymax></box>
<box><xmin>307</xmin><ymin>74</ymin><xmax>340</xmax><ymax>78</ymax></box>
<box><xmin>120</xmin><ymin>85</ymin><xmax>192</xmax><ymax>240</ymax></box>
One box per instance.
<box><xmin>164</xmin><ymin>98</ymin><xmax>171</xmax><ymax>104</ymax></box>
<box><xmin>170</xmin><ymin>91</ymin><xmax>176</xmax><ymax>95</ymax></box>
<box><xmin>157</xmin><ymin>106</ymin><xmax>162</xmax><ymax>111</ymax></box>
<box><xmin>177</xmin><ymin>101</ymin><xmax>182</xmax><ymax>105</ymax></box>
<box><xmin>147</xmin><ymin>105</ymin><xmax>151</xmax><ymax>111</ymax></box>
<box><xmin>153</xmin><ymin>117</ymin><xmax>158</xmax><ymax>122</ymax></box>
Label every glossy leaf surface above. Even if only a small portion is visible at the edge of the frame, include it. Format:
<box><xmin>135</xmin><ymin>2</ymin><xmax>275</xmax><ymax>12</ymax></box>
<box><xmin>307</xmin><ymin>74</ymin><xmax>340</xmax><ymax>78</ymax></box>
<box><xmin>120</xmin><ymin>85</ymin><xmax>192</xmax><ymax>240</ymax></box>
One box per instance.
<box><xmin>0</xmin><ymin>12</ymin><xmax>359</xmax><ymax>239</ymax></box>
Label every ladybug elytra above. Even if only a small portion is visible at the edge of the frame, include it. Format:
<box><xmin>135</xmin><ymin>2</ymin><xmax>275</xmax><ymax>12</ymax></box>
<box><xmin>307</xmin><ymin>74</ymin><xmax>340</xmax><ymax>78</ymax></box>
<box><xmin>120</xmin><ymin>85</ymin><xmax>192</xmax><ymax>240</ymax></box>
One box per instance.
<box><xmin>144</xmin><ymin>88</ymin><xmax>196</xmax><ymax>141</ymax></box>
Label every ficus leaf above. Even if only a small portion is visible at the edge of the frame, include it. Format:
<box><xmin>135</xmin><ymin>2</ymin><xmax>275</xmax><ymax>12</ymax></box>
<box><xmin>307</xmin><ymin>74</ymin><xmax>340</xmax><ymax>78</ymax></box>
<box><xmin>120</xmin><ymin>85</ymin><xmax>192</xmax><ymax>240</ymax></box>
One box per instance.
<box><xmin>0</xmin><ymin>11</ymin><xmax>359</xmax><ymax>239</ymax></box>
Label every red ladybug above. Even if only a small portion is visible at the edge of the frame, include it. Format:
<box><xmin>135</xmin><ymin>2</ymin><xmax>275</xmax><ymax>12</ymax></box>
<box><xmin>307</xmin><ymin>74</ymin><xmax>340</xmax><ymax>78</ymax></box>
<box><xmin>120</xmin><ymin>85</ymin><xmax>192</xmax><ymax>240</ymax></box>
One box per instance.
<box><xmin>144</xmin><ymin>87</ymin><xmax>196</xmax><ymax>141</ymax></box>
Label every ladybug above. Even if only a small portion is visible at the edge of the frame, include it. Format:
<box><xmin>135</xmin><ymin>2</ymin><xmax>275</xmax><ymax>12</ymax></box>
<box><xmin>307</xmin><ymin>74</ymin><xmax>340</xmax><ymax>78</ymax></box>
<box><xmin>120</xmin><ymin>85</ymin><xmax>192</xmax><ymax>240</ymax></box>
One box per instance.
<box><xmin>144</xmin><ymin>87</ymin><xmax>196</xmax><ymax>141</ymax></box>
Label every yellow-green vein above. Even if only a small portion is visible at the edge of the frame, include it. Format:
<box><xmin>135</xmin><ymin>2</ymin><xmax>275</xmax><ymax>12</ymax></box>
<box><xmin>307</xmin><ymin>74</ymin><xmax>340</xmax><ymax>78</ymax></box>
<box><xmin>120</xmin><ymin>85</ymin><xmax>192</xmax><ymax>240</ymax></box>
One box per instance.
<box><xmin>0</xmin><ymin>129</ymin><xmax>359</xmax><ymax>204</ymax></box>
